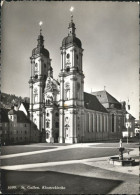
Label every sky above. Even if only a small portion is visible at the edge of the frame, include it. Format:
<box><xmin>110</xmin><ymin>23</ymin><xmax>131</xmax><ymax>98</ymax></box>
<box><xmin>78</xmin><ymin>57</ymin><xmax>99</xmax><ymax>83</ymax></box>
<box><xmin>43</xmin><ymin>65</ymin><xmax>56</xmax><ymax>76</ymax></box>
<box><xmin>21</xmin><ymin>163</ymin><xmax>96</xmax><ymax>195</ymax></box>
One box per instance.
<box><xmin>1</xmin><ymin>1</ymin><xmax>139</xmax><ymax>119</ymax></box>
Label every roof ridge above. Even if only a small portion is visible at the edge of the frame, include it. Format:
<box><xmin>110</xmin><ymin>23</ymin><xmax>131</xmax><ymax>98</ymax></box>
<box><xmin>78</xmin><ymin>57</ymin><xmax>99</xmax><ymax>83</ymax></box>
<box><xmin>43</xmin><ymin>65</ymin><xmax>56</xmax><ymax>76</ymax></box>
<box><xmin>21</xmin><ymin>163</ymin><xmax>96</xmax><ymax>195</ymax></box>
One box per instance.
<box><xmin>105</xmin><ymin>91</ymin><xmax>120</xmax><ymax>104</ymax></box>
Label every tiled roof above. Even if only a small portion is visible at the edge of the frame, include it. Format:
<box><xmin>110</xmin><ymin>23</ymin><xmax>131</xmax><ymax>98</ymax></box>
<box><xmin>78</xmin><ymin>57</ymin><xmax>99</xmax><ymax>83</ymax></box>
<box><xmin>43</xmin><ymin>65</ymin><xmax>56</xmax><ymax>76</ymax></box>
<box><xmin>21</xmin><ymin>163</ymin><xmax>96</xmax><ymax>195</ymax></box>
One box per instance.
<box><xmin>62</xmin><ymin>36</ymin><xmax>82</xmax><ymax>48</ymax></box>
<box><xmin>84</xmin><ymin>92</ymin><xmax>108</xmax><ymax>113</ymax></box>
<box><xmin>92</xmin><ymin>90</ymin><xmax>122</xmax><ymax>109</ymax></box>
<box><xmin>16</xmin><ymin>110</ymin><xmax>30</xmax><ymax>123</ymax></box>
<box><xmin>8</xmin><ymin>109</ymin><xmax>16</xmax><ymax>115</ymax></box>
<box><xmin>8</xmin><ymin>109</ymin><xmax>30</xmax><ymax>123</ymax></box>
<box><xmin>1</xmin><ymin>108</ymin><xmax>9</xmax><ymax>122</ymax></box>
<box><xmin>32</xmin><ymin>34</ymin><xmax>50</xmax><ymax>58</ymax></box>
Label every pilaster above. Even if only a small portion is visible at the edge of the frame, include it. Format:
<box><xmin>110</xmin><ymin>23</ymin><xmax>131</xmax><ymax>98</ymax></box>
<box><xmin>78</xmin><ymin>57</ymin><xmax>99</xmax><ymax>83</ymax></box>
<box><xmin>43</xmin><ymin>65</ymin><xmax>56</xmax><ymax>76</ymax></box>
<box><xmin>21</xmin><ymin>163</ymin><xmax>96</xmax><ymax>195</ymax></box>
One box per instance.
<box><xmin>59</xmin><ymin>109</ymin><xmax>65</xmax><ymax>143</ymax></box>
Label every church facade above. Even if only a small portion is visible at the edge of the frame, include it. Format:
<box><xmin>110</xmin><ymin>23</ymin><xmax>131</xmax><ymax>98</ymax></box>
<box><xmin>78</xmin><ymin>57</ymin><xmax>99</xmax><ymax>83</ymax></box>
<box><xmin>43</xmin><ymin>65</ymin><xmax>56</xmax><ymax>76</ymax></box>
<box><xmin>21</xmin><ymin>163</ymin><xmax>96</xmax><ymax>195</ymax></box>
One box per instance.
<box><xmin>29</xmin><ymin>17</ymin><xmax>128</xmax><ymax>144</ymax></box>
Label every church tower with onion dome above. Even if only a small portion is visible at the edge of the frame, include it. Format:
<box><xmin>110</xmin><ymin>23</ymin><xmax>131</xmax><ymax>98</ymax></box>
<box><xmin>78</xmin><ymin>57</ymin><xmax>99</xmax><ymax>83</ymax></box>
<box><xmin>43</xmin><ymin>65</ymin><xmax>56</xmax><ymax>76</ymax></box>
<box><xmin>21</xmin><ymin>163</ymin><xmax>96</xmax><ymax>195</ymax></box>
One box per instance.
<box><xmin>29</xmin><ymin>24</ymin><xmax>52</xmax><ymax>134</ymax></box>
<box><xmin>27</xmin><ymin>9</ymin><xmax>126</xmax><ymax>144</ymax></box>
<box><xmin>59</xmin><ymin>12</ymin><xmax>85</xmax><ymax>143</ymax></box>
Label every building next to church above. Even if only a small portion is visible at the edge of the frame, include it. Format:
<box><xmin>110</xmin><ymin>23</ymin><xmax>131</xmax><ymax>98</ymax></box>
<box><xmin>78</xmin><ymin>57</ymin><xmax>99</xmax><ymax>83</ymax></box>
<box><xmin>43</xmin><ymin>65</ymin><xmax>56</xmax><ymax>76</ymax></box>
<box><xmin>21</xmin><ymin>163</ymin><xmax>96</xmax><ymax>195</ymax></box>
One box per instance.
<box><xmin>1</xmin><ymin>108</ymin><xmax>9</xmax><ymax>145</ymax></box>
<box><xmin>1</xmin><ymin>104</ymin><xmax>40</xmax><ymax>145</ymax></box>
<box><xmin>28</xmin><ymin>14</ymin><xmax>135</xmax><ymax>144</ymax></box>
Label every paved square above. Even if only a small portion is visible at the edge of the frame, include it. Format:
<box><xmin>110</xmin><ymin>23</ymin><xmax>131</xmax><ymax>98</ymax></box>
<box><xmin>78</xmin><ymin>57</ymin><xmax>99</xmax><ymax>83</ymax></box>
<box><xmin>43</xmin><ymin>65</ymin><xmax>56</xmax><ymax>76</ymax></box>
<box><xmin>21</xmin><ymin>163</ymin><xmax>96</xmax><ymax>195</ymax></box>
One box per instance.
<box><xmin>1</xmin><ymin>142</ymin><xmax>139</xmax><ymax>194</ymax></box>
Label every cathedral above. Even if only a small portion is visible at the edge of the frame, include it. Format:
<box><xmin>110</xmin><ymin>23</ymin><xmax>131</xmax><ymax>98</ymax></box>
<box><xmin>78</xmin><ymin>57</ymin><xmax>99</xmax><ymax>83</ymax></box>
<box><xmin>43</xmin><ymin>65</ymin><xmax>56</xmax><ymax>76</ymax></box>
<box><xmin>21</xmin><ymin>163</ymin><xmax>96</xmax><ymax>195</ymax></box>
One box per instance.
<box><xmin>28</xmin><ymin>15</ymin><xmax>130</xmax><ymax>144</ymax></box>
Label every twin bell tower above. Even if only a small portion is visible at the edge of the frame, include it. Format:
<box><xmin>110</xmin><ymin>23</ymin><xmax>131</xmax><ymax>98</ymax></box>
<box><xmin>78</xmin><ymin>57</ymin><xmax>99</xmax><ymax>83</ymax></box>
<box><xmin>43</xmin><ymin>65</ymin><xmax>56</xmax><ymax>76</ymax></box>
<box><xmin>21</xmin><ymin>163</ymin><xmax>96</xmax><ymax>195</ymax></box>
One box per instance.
<box><xmin>29</xmin><ymin>8</ymin><xmax>85</xmax><ymax>143</ymax></box>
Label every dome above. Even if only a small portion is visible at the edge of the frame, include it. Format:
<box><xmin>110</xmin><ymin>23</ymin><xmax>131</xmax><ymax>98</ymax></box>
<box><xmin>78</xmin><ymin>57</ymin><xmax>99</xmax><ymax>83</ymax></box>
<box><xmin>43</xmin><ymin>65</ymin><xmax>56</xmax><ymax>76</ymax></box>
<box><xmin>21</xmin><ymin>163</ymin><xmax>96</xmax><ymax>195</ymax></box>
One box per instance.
<box><xmin>32</xmin><ymin>47</ymin><xmax>50</xmax><ymax>57</ymax></box>
<box><xmin>32</xmin><ymin>34</ymin><xmax>50</xmax><ymax>57</ymax></box>
<box><xmin>62</xmin><ymin>36</ymin><xmax>82</xmax><ymax>48</ymax></box>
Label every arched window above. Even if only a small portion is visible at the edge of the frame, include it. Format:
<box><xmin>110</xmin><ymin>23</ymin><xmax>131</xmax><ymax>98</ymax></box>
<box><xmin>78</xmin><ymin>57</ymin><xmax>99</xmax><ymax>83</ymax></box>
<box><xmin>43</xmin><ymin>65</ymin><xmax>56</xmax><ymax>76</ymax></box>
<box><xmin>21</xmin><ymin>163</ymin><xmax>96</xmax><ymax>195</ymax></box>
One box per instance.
<box><xmin>46</xmin><ymin>121</ymin><xmax>50</xmax><ymax>128</ymax></box>
<box><xmin>65</xmin><ymin>82</ymin><xmax>70</xmax><ymax>100</ymax></box>
<box><xmin>66</xmin><ymin>90</ymin><xmax>70</xmax><ymax>100</ymax></box>
<box><xmin>34</xmin><ymin>64</ymin><xmax>39</xmax><ymax>77</ymax></box>
<box><xmin>34</xmin><ymin>94</ymin><xmax>38</xmax><ymax>103</ymax></box>
<box><xmin>86</xmin><ymin>113</ymin><xmax>89</xmax><ymax>132</ymax></box>
<box><xmin>112</xmin><ymin>114</ymin><xmax>114</xmax><ymax>132</ymax></box>
<box><xmin>90</xmin><ymin>114</ymin><xmax>93</xmax><ymax>132</ymax></box>
<box><xmin>46</xmin><ymin>132</ymin><xmax>49</xmax><ymax>139</ymax></box>
<box><xmin>35</xmin><ymin>63</ymin><xmax>38</xmax><ymax>71</ymax></box>
<box><xmin>85</xmin><ymin>113</ymin><xmax>89</xmax><ymax>131</ymax></box>
<box><xmin>96</xmin><ymin>114</ymin><xmax>99</xmax><ymax>132</ymax></box>
<box><xmin>34</xmin><ymin>88</ymin><xmax>38</xmax><ymax>103</ymax></box>
<box><xmin>67</xmin><ymin>53</ymin><xmax>70</xmax><ymax>59</ymax></box>
<box><xmin>65</xmin><ymin>127</ymin><xmax>69</xmax><ymax>137</ymax></box>
<box><xmin>66</xmin><ymin>66</ymin><xmax>70</xmax><ymax>72</ymax></box>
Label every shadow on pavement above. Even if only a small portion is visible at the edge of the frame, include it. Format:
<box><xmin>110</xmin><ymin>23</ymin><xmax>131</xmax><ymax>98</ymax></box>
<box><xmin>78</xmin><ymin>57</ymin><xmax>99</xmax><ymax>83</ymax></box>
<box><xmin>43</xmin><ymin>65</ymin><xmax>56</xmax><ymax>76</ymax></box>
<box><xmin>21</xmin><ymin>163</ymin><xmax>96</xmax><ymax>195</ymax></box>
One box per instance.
<box><xmin>1</xmin><ymin>169</ymin><xmax>123</xmax><ymax>194</ymax></box>
<box><xmin>1</xmin><ymin>148</ymin><xmax>121</xmax><ymax>166</ymax></box>
<box><xmin>1</xmin><ymin>146</ymin><xmax>57</xmax><ymax>155</ymax></box>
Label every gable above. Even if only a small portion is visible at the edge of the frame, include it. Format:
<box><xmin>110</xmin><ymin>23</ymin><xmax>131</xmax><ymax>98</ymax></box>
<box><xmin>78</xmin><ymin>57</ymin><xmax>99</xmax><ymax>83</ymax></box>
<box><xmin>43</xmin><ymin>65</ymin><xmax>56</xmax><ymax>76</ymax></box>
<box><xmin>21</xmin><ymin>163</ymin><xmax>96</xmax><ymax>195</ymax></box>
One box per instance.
<box><xmin>92</xmin><ymin>91</ymin><xmax>122</xmax><ymax>109</ymax></box>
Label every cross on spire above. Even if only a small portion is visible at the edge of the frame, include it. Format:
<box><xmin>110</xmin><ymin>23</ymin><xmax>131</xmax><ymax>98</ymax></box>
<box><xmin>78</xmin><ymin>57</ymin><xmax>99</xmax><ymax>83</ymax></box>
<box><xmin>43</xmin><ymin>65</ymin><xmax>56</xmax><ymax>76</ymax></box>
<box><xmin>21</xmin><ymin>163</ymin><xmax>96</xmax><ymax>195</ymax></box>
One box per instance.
<box><xmin>37</xmin><ymin>21</ymin><xmax>44</xmax><ymax>48</ymax></box>
<box><xmin>70</xmin><ymin>6</ymin><xmax>74</xmax><ymax>22</ymax></box>
<box><xmin>39</xmin><ymin>21</ymin><xmax>43</xmax><ymax>35</ymax></box>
